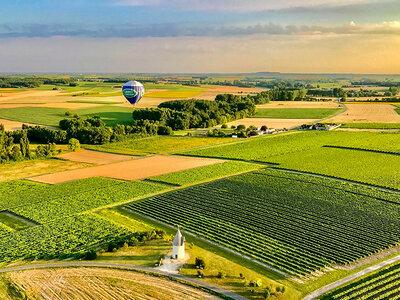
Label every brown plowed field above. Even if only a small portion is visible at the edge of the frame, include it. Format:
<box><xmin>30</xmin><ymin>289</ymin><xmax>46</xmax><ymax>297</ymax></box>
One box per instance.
<box><xmin>9</xmin><ymin>268</ymin><xmax>217</xmax><ymax>300</ymax></box>
<box><xmin>57</xmin><ymin>149</ymin><xmax>135</xmax><ymax>165</ymax></box>
<box><xmin>29</xmin><ymin>155</ymin><xmax>222</xmax><ymax>184</ymax></box>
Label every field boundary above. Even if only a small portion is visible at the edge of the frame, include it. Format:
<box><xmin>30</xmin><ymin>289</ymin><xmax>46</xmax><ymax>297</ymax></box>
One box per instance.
<box><xmin>302</xmin><ymin>254</ymin><xmax>400</xmax><ymax>300</ymax></box>
<box><xmin>0</xmin><ymin>261</ymin><xmax>245</xmax><ymax>300</ymax></box>
<box><xmin>122</xmin><ymin>207</ymin><xmax>289</xmax><ymax>278</ymax></box>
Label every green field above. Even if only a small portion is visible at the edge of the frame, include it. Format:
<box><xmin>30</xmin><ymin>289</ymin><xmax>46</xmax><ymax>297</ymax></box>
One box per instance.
<box><xmin>0</xmin><ymin>105</ymin><xmax>133</xmax><ymax>127</ymax></box>
<box><xmin>180</xmin><ymin>131</ymin><xmax>400</xmax><ymax>189</ymax></box>
<box><xmin>148</xmin><ymin>161</ymin><xmax>262</xmax><ymax>186</ymax></box>
<box><xmin>85</xmin><ymin>136</ymin><xmax>234</xmax><ymax>156</ymax></box>
<box><xmin>252</xmin><ymin>108</ymin><xmax>343</xmax><ymax>119</ymax></box>
<box><xmin>127</xmin><ymin>168</ymin><xmax>400</xmax><ymax>278</ymax></box>
<box><xmin>341</xmin><ymin>123</ymin><xmax>400</xmax><ymax>129</ymax></box>
<box><xmin>321</xmin><ymin>262</ymin><xmax>400</xmax><ymax>299</ymax></box>
<box><xmin>0</xmin><ymin>177</ymin><xmax>167</xmax><ymax>264</ymax></box>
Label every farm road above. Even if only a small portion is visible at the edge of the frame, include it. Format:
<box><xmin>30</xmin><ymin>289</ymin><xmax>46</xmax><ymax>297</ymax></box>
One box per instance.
<box><xmin>0</xmin><ymin>261</ymin><xmax>247</xmax><ymax>300</ymax></box>
<box><xmin>302</xmin><ymin>254</ymin><xmax>400</xmax><ymax>300</ymax></box>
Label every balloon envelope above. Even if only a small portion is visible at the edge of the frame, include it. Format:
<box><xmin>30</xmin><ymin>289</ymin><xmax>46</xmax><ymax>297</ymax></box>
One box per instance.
<box><xmin>122</xmin><ymin>81</ymin><xmax>144</xmax><ymax>105</ymax></box>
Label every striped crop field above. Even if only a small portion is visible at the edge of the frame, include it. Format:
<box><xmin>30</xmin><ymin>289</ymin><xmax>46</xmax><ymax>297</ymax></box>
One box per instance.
<box><xmin>321</xmin><ymin>262</ymin><xmax>400</xmax><ymax>299</ymax></box>
<box><xmin>126</xmin><ymin>168</ymin><xmax>400</xmax><ymax>278</ymax></box>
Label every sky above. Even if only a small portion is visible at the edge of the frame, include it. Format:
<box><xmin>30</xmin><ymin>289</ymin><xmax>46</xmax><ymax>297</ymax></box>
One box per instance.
<box><xmin>0</xmin><ymin>0</ymin><xmax>400</xmax><ymax>74</ymax></box>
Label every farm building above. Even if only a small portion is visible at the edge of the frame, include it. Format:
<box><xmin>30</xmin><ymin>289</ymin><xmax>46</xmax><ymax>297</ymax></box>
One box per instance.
<box><xmin>172</xmin><ymin>228</ymin><xmax>185</xmax><ymax>260</ymax></box>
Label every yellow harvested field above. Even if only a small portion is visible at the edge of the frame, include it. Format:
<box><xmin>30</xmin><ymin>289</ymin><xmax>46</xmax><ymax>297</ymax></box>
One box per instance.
<box><xmin>29</xmin><ymin>155</ymin><xmax>222</xmax><ymax>184</ymax></box>
<box><xmin>225</xmin><ymin>118</ymin><xmax>317</xmax><ymax>129</ymax></box>
<box><xmin>195</xmin><ymin>85</ymin><xmax>265</xmax><ymax>101</ymax></box>
<box><xmin>0</xmin><ymin>159</ymin><xmax>92</xmax><ymax>182</ymax></box>
<box><xmin>10</xmin><ymin>268</ymin><xmax>218</xmax><ymax>300</ymax></box>
<box><xmin>57</xmin><ymin>149</ymin><xmax>135</xmax><ymax>165</ymax></box>
<box><xmin>144</xmin><ymin>91</ymin><xmax>203</xmax><ymax>98</ymax></box>
<box><xmin>257</xmin><ymin>101</ymin><xmax>341</xmax><ymax>109</ymax></box>
<box><xmin>328</xmin><ymin>104</ymin><xmax>400</xmax><ymax>123</ymax></box>
<box><xmin>0</xmin><ymin>119</ymin><xmax>35</xmax><ymax>131</ymax></box>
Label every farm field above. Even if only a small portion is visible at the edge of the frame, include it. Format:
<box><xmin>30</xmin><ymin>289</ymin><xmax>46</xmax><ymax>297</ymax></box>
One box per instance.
<box><xmin>181</xmin><ymin>131</ymin><xmax>400</xmax><ymax>188</ymax></box>
<box><xmin>0</xmin><ymin>159</ymin><xmax>92</xmax><ymax>182</ymax></box>
<box><xmin>327</xmin><ymin>103</ymin><xmax>400</xmax><ymax>123</ymax></box>
<box><xmin>0</xmin><ymin>177</ymin><xmax>167</xmax><ymax>263</ymax></box>
<box><xmin>224</xmin><ymin>118</ymin><xmax>317</xmax><ymax>130</ymax></box>
<box><xmin>148</xmin><ymin>161</ymin><xmax>262</xmax><ymax>186</ymax></box>
<box><xmin>340</xmin><ymin>122</ymin><xmax>400</xmax><ymax>129</ymax></box>
<box><xmin>126</xmin><ymin>168</ymin><xmax>400</xmax><ymax>278</ymax></box>
<box><xmin>321</xmin><ymin>262</ymin><xmax>400</xmax><ymax>299</ymax></box>
<box><xmin>269</xmin><ymin>148</ymin><xmax>400</xmax><ymax>189</ymax></box>
<box><xmin>257</xmin><ymin>101</ymin><xmax>341</xmax><ymax>109</ymax></box>
<box><xmin>85</xmin><ymin>136</ymin><xmax>235</xmax><ymax>156</ymax></box>
<box><xmin>29</xmin><ymin>155</ymin><xmax>223</xmax><ymax>184</ymax></box>
<box><xmin>6</xmin><ymin>268</ymin><xmax>219</xmax><ymax>300</ymax></box>
<box><xmin>0</xmin><ymin>105</ymin><xmax>134</xmax><ymax>127</ymax></box>
<box><xmin>57</xmin><ymin>149</ymin><xmax>134</xmax><ymax>164</ymax></box>
<box><xmin>252</xmin><ymin>108</ymin><xmax>343</xmax><ymax>119</ymax></box>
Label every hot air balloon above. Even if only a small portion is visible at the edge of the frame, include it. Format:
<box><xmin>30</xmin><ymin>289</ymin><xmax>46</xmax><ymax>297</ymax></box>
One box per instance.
<box><xmin>122</xmin><ymin>81</ymin><xmax>145</xmax><ymax>105</ymax></box>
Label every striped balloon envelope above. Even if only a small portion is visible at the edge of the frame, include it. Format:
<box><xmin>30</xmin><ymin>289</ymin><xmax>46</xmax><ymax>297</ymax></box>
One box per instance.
<box><xmin>122</xmin><ymin>81</ymin><xmax>145</xmax><ymax>105</ymax></box>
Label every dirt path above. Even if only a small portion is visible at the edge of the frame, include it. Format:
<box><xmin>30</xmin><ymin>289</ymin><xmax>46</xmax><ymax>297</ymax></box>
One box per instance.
<box><xmin>0</xmin><ymin>261</ymin><xmax>247</xmax><ymax>300</ymax></box>
<box><xmin>302</xmin><ymin>254</ymin><xmax>400</xmax><ymax>300</ymax></box>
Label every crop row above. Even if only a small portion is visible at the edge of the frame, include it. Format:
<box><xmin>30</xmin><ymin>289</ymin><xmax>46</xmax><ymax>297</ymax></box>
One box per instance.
<box><xmin>321</xmin><ymin>262</ymin><xmax>400</xmax><ymax>299</ymax></box>
<box><xmin>127</xmin><ymin>169</ymin><xmax>400</xmax><ymax>277</ymax></box>
<box><xmin>0</xmin><ymin>214</ymin><xmax>130</xmax><ymax>263</ymax></box>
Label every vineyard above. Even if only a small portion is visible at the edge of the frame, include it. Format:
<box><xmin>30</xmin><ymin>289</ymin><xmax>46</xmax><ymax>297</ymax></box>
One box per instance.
<box><xmin>148</xmin><ymin>161</ymin><xmax>261</xmax><ymax>186</ymax></box>
<box><xmin>321</xmin><ymin>262</ymin><xmax>400</xmax><ymax>299</ymax></box>
<box><xmin>0</xmin><ymin>178</ymin><xmax>167</xmax><ymax>264</ymax></box>
<box><xmin>181</xmin><ymin>131</ymin><xmax>400</xmax><ymax>161</ymax></box>
<box><xmin>180</xmin><ymin>131</ymin><xmax>400</xmax><ymax>189</ymax></box>
<box><xmin>0</xmin><ymin>178</ymin><xmax>167</xmax><ymax>223</ymax></box>
<box><xmin>127</xmin><ymin>169</ymin><xmax>400</xmax><ymax>278</ymax></box>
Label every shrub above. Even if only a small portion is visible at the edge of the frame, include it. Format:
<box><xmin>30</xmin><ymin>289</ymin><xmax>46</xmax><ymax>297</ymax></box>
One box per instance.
<box><xmin>68</xmin><ymin>138</ymin><xmax>80</xmax><ymax>152</ymax></box>
<box><xmin>195</xmin><ymin>257</ymin><xmax>206</xmax><ymax>269</ymax></box>
<box><xmin>237</xmin><ymin>124</ymin><xmax>246</xmax><ymax>131</ymax></box>
<box><xmin>217</xmin><ymin>271</ymin><xmax>226</xmax><ymax>278</ymax></box>
<box><xmin>221</xmin><ymin>124</ymin><xmax>228</xmax><ymax>129</ymax></box>
<box><xmin>197</xmin><ymin>270</ymin><xmax>204</xmax><ymax>278</ymax></box>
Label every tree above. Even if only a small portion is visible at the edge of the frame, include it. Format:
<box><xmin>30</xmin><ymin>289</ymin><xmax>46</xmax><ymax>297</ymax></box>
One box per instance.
<box><xmin>195</xmin><ymin>257</ymin><xmax>206</xmax><ymax>269</ymax></box>
<box><xmin>19</xmin><ymin>130</ymin><xmax>30</xmax><ymax>158</ymax></box>
<box><xmin>264</xmin><ymin>287</ymin><xmax>271</xmax><ymax>299</ymax></box>
<box><xmin>260</xmin><ymin>125</ymin><xmax>268</xmax><ymax>131</ymax></box>
<box><xmin>217</xmin><ymin>271</ymin><xmax>226</xmax><ymax>278</ymax></box>
<box><xmin>68</xmin><ymin>138</ymin><xmax>80</xmax><ymax>152</ymax></box>
<box><xmin>237</xmin><ymin>124</ymin><xmax>246</xmax><ymax>131</ymax></box>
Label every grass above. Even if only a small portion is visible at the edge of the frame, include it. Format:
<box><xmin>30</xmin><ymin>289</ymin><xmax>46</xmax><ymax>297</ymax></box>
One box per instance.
<box><xmin>341</xmin><ymin>123</ymin><xmax>400</xmax><ymax>129</ymax></box>
<box><xmin>95</xmin><ymin>208</ymin><xmax>154</xmax><ymax>232</ymax></box>
<box><xmin>0</xmin><ymin>105</ymin><xmax>133</xmax><ymax>127</ymax></box>
<box><xmin>252</xmin><ymin>108</ymin><xmax>343</xmax><ymax>119</ymax></box>
<box><xmin>0</xmin><ymin>212</ymin><xmax>34</xmax><ymax>231</ymax></box>
<box><xmin>144</xmin><ymin>91</ymin><xmax>203</xmax><ymax>98</ymax></box>
<box><xmin>148</xmin><ymin>161</ymin><xmax>262</xmax><ymax>186</ymax></box>
<box><xmin>0</xmin><ymin>159</ymin><xmax>92</xmax><ymax>182</ymax></box>
<box><xmin>181</xmin><ymin>244</ymin><xmax>300</xmax><ymax>300</ymax></box>
<box><xmin>85</xmin><ymin>136</ymin><xmax>235</xmax><ymax>156</ymax></box>
<box><xmin>96</xmin><ymin>239</ymin><xmax>170</xmax><ymax>267</ymax></box>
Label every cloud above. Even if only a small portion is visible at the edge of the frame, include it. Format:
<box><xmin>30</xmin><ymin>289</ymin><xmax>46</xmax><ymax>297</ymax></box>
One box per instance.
<box><xmin>1</xmin><ymin>20</ymin><xmax>400</xmax><ymax>39</ymax></box>
<box><xmin>114</xmin><ymin>0</ymin><xmax>376</xmax><ymax>12</ymax></box>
